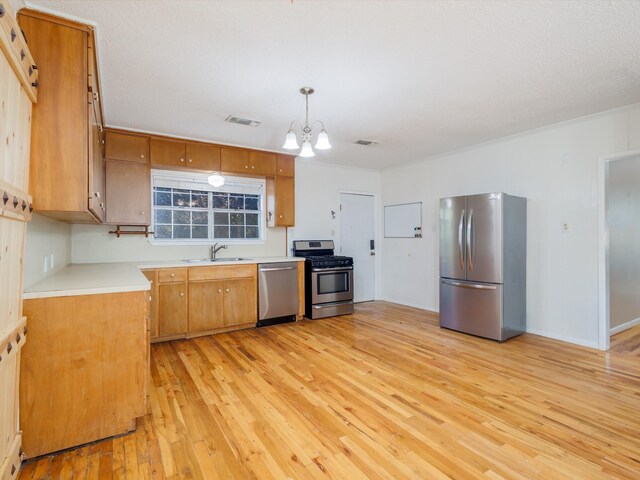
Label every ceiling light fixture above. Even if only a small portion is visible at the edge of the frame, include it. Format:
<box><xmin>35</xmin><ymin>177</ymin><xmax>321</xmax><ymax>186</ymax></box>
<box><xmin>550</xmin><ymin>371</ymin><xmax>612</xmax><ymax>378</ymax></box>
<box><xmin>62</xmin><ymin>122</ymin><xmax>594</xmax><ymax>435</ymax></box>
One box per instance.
<box><xmin>208</xmin><ymin>173</ymin><xmax>225</xmax><ymax>187</ymax></box>
<box><xmin>283</xmin><ymin>87</ymin><xmax>331</xmax><ymax>158</ymax></box>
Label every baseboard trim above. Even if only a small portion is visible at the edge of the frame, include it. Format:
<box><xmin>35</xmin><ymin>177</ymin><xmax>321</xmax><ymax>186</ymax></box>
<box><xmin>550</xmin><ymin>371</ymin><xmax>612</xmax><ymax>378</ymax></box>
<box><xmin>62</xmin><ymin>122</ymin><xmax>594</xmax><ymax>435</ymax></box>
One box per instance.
<box><xmin>610</xmin><ymin>317</ymin><xmax>640</xmax><ymax>335</ymax></box>
<box><xmin>377</xmin><ymin>297</ymin><xmax>439</xmax><ymax>313</ymax></box>
<box><xmin>526</xmin><ymin>328</ymin><xmax>599</xmax><ymax>349</ymax></box>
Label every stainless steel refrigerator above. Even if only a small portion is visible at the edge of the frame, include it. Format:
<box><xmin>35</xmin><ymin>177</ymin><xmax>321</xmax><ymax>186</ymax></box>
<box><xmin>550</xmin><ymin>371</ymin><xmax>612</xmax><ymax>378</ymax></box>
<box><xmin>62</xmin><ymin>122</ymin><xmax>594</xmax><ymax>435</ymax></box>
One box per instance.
<box><xmin>439</xmin><ymin>192</ymin><xmax>526</xmax><ymax>342</ymax></box>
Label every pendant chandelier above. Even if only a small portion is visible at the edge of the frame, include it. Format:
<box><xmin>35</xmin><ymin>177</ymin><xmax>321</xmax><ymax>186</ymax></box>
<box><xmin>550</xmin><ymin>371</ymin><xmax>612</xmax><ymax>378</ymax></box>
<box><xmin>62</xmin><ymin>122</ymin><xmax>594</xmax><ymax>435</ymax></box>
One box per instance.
<box><xmin>283</xmin><ymin>87</ymin><xmax>331</xmax><ymax>157</ymax></box>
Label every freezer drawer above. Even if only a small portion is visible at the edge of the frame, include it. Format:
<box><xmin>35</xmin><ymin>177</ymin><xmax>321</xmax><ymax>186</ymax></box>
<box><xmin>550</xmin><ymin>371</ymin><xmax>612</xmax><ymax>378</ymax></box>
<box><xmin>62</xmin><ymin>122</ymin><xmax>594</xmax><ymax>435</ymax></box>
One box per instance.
<box><xmin>440</xmin><ymin>279</ymin><xmax>504</xmax><ymax>341</ymax></box>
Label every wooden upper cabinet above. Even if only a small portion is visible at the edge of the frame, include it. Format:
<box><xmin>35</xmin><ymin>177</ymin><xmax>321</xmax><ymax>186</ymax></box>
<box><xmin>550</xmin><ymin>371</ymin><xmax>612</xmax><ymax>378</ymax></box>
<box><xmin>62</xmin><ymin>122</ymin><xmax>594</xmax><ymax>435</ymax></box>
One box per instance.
<box><xmin>150</xmin><ymin>138</ymin><xmax>186</xmax><ymax>167</ymax></box>
<box><xmin>105</xmin><ymin>131</ymin><xmax>149</xmax><ymax>163</ymax></box>
<box><xmin>186</xmin><ymin>142</ymin><xmax>221</xmax><ymax>171</ymax></box>
<box><xmin>221</xmin><ymin>147</ymin><xmax>250</xmax><ymax>174</ymax></box>
<box><xmin>19</xmin><ymin>11</ymin><xmax>104</xmax><ymax>224</ymax></box>
<box><xmin>105</xmin><ymin>160</ymin><xmax>150</xmax><ymax>225</ymax></box>
<box><xmin>88</xmin><ymin>102</ymin><xmax>105</xmax><ymax>223</ymax></box>
<box><xmin>249</xmin><ymin>151</ymin><xmax>276</xmax><ymax>176</ymax></box>
<box><xmin>275</xmin><ymin>176</ymin><xmax>295</xmax><ymax>227</ymax></box>
<box><xmin>277</xmin><ymin>155</ymin><xmax>295</xmax><ymax>177</ymax></box>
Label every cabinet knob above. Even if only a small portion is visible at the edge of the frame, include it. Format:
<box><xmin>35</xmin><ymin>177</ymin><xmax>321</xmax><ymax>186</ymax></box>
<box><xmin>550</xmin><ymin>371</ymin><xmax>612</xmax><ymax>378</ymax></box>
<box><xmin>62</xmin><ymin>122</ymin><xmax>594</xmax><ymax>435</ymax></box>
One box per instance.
<box><xmin>100</xmin><ymin>203</ymin><xmax>104</xmax><ymax>208</ymax></box>
<box><xmin>217</xmin><ymin>289</ymin><xmax>222</xmax><ymax>293</ymax></box>
<box><xmin>139</xmin><ymin>211</ymin><xmax>145</xmax><ymax>215</ymax></box>
<box><xmin>93</xmin><ymin>192</ymin><xmax>100</xmax><ymax>198</ymax></box>
<box><xmin>279</xmin><ymin>215</ymin><xmax>283</xmax><ymax>218</ymax></box>
<box><xmin>179</xmin><ymin>292</ymin><xmax>184</xmax><ymax>297</ymax></box>
<box><xmin>279</xmin><ymin>169</ymin><xmax>283</xmax><ymax>173</ymax></box>
<box><xmin>188</xmin><ymin>158</ymin><xmax>192</xmax><ymax>163</ymax></box>
<box><xmin>180</xmin><ymin>158</ymin><xmax>185</xmax><ymax>163</ymax></box>
<box><xmin>251</xmin><ymin>165</ymin><xmax>255</xmax><ymax>170</ymax></box>
<box><xmin>244</xmin><ymin>165</ymin><xmax>249</xmax><ymax>169</ymax></box>
<box><xmin>140</xmin><ymin>154</ymin><xmax>145</xmax><ymax>159</ymax></box>
<box><xmin>170</xmin><ymin>273</ymin><xmax>175</xmax><ymax>277</ymax></box>
<box><xmin>225</xmin><ymin>288</ymin><xmax>230</xmax><ymax>293</ymax></box>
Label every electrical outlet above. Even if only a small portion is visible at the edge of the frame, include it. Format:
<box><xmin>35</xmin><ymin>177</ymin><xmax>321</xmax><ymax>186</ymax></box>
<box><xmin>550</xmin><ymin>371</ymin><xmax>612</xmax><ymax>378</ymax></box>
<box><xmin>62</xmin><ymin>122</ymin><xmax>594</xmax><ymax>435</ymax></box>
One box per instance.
<box><xmin>561</xmin><ymin>222</ymin><xmax>570</xmax><ymax>233</ymax></box>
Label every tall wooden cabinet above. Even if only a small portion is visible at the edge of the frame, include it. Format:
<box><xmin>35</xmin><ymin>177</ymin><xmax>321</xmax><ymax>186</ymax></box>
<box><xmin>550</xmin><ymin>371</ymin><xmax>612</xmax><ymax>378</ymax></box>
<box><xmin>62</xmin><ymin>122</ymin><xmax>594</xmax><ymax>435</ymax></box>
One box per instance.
<box><xmin>18</xmin><ymin>10</ymin><xmax>105</xmax><ymax>224</ymax></box>
<box><xmin>0</xmin><ymin>2</ymin><xmax>37</xmax><ymax>477</ymax></box>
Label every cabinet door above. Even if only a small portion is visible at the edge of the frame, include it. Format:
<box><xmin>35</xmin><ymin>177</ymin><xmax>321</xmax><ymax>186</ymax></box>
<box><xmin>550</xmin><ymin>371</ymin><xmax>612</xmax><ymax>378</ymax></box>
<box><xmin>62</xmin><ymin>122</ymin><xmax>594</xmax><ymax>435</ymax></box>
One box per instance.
<box><xmin>220</xmin><ymin>147</ymin><xmax>250</xmax><ymax>174</ymax></box>
<box><xmin>188</xmin><ymin>280</ymin><xmax>225</xmax><ymax>333</ymax></box>
<box><xmin>186</xmin><ymin>142</ymin><xmax>221</xmax><ymax>171</ymax></box>
<box><xmin>223</xmin><ymin>278</ymin><xmax>256</xmax><ymax>326</ymax></box>
<box><xmin>88</xmin><ymin>101</ymin><xmax>105</xmax><ymax>222</ymax></box>
<box><xmin>150</xmin><ymin>138</ymin><xmax>186</xmax><ymax>167</ymax></box>
<box><xmin>275</xmin><ymin>176</ymin><xmax>295</xmax><ymax>226</ymax></box>
<box><xmin>105</xmin><ymin>160</ymin><xmax>151</xmax><ymax>225</ymax></box>
<box><xmin>143</xmin><ymin>270</ymin><xmax>158</xmax><ymax>339</ymax></box>
<box><xmin>276</xmin><ymin>155</ymin><xmax>294</xmax><ymax>177</ymax></box>
<box><xmin>158</xmin><ymin>283</ymin><xmax>188</xmax><ymax>336</ymax></box>
<box><xmin>249</xmin><ymin>151</ymin><xmax>276</xmax><ymax>176</ymax></box>
<box><xmin>105</xmin><ymin>131</ymin><xmax>149</xmax><ymax>163</ymax></box>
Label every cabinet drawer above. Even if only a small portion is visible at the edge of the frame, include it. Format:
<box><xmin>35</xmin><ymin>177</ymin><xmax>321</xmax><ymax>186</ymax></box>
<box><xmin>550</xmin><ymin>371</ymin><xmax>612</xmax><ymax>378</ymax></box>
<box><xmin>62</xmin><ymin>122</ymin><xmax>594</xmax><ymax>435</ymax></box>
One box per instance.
<box><xmin>106</xmin><ymin>131</ymin><xmax>149</xmax><ymax>163</ymax></box>
<box><xmin>189</xmin><ymin>264</ymin><xmax>256</xmax><ymax>281</ymax></box>
<box><xmin>158</xmin><ymin>268</ymin><xmax>187</xmax><ymax>283</ymax></box>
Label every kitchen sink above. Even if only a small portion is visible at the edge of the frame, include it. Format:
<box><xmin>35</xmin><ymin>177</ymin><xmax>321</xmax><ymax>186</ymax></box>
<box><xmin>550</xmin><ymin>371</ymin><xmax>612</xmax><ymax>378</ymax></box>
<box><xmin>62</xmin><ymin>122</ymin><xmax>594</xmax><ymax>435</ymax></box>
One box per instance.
<box><xmin>183</xmin><ymin>258</ymin><xmax>252</xmax><ymax>263</ymax></box>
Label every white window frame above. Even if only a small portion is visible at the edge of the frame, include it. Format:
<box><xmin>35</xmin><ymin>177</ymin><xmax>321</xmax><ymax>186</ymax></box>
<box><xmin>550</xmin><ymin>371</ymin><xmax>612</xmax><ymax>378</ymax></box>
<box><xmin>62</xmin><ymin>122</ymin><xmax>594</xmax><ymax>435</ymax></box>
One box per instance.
<box><xmin>149</xmin><ymin>169</ymin><xmax>267</xmax><ymax>246</ymax></box>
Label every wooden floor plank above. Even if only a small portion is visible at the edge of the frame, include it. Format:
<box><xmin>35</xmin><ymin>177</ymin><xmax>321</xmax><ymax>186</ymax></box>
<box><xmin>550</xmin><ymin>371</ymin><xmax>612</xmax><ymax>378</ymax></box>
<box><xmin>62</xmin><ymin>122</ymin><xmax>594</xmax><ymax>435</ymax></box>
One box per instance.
<box><xmin>18</xmin><ymin>302</ymin><xmax>640</xmax><ymax>479</ymax></box>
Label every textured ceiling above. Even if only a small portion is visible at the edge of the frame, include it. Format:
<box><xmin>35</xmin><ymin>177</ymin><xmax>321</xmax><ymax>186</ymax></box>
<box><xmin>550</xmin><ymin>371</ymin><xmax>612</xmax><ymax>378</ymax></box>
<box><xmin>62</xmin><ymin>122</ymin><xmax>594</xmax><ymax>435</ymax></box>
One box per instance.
<box><xmin>23</xmin><ymin>0</ymin><xmax>640</xmax><ymax>170</ymax></box>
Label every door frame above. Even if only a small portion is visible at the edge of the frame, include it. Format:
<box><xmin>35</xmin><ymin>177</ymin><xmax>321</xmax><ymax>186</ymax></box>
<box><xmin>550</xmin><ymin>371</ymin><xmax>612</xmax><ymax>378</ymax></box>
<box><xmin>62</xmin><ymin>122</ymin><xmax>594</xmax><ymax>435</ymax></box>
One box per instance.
<box><xmin>597</xmin><ymin>148</ymin><xmax>640</xmax><ymax>350</ymax></box>
<box><xmin>339</xmin><ymin>190</ymin><xmax>380</xmax><ymax>301</ymax></box>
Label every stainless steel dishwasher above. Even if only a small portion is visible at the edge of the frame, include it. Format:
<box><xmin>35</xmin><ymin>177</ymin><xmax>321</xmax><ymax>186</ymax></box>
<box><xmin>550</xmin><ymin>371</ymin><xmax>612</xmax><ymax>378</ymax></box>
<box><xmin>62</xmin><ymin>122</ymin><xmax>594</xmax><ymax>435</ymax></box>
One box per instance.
<box><xmin>257</xmin><ymin>262</ymin><xmax>299</xmax><ymax>327</ymax></box>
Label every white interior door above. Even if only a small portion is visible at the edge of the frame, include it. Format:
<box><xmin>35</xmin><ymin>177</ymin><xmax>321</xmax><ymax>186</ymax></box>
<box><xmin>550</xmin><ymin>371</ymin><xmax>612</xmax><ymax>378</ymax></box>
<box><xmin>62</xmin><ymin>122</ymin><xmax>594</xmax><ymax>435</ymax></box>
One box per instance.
<box><xmin>340</xmin><ymin>193</ymin><xmax>375</xmax><ymax>302</ymax></box>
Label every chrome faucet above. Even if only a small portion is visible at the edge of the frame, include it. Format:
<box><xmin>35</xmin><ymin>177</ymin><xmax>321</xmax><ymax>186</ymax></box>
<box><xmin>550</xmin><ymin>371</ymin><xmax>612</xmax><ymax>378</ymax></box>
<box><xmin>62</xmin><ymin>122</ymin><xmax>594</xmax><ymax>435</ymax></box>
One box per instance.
<box><xmin>210</xmin><ymin>242</ymin><xmax>228</xmax><ymax>260</ymax></box>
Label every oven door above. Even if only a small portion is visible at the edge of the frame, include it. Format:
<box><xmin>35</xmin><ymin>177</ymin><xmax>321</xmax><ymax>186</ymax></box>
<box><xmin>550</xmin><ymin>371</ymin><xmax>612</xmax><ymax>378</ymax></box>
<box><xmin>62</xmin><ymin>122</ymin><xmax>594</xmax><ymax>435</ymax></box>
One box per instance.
<box><xmin>311</xmin><ymin>267</ymin><xmax>353</xmax><ymax>304</ymax></box>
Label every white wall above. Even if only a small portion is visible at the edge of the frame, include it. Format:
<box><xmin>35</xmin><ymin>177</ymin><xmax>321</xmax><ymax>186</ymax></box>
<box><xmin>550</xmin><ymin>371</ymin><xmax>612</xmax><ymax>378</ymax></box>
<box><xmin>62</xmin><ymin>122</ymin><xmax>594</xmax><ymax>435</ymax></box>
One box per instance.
<box><xmin>24</xmin><ymin>214</ymin><xmax>72</xmax><ymax>288</ymax></box>
<box><xmin>71</xmin><ymin>224</ymin><xmax>287</xmax><ymax>263</ymax></box>
<box><xmin>290</xmin><ymin>161</ymin><xmax>381</xmax><ymax>253</ymax></box>
<box><xmin>380</xmin><ymin>104</ymin><xmax>640</xmax><ymax>348</ymax></box>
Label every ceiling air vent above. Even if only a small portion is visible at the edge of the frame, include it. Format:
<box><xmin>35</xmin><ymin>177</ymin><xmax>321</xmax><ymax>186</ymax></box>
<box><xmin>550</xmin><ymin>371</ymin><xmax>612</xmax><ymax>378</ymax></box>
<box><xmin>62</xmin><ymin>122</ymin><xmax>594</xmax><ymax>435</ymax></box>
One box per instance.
<box><xmin>354</xmin><ymin>139</ymin><xmax>378</xmax><ymax>146</ymax></box>
<box><xmin>225</xmin><ymin>115</ymin><xmax>261</xmax><ymax>127</ymax></box>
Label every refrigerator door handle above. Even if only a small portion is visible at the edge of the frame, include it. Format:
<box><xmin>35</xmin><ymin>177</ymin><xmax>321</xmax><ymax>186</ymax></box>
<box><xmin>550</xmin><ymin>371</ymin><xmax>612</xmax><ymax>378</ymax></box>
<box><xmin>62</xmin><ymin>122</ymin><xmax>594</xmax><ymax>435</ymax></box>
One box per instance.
<box><xmin>442</xmin><ymin>280</ymin><xmax>497</xmax><ymax>290</ymax></box>
<box><xmin>467</xmin><ymin>209</ymin><xmax>474</xmax><ymax>272</ymax></box>
<box><xmin>458</xmin><ymin>208</ymin><xmax>465</xmax><ymax>270</ymax></box>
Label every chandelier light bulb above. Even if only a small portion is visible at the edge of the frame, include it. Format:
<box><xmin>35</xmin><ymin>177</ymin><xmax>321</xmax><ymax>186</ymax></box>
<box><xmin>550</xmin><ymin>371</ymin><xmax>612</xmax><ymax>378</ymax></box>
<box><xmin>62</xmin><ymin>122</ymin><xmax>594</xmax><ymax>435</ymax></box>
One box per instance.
<box><xmin>315</xmin><ymin>129</ymin><xmax>331</xmax><ymax>150</ymax></box>
<box><xmin>208</xmin><ymin>173</ymin><xmax>225</xmax><ymax>187</ymax></box>
<box><xmin>299</xmin><ymin>141</ymin><xmax>315</xmax><ymax>158</ymax></box>
<box><xmin>283</xmin><ymin>130</ymin><xmax>299</xmax><ymax>149</ymax></box>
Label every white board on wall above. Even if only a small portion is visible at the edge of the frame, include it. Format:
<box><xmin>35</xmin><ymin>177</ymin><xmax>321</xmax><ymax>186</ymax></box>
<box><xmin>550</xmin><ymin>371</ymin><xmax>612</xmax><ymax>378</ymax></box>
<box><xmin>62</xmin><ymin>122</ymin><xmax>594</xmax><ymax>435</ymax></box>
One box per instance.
<box><xmin>384</xmin><ymin>202</ymin><xmax>422</xmax><ymax>238</ymax></box>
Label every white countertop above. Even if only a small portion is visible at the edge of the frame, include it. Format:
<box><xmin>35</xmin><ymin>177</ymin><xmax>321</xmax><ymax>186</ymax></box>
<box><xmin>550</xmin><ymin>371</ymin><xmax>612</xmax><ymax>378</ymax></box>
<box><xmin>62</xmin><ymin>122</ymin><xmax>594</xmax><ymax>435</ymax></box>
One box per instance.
<box><xmin>23</xmin><ymin>257</ymin><xmax>304</xmax><ymax>299</ymax></box>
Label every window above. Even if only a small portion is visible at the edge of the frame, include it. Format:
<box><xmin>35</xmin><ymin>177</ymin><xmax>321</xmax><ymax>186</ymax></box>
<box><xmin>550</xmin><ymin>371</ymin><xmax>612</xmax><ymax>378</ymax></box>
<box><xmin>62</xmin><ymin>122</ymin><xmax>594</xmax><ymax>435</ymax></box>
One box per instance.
<box><xmin>151</xmin><ymin>170</ymin><xmax>265</xmax><ymax>244</ymax></box>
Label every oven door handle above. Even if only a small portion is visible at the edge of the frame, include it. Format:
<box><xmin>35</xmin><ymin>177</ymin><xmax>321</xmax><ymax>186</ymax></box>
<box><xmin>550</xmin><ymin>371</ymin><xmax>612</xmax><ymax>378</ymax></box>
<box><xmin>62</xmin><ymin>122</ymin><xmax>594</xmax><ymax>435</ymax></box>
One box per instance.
<box><xmin>311</xmin><ymin>266</ymin><xmax>353</xmax><ymax>273</ymax></box>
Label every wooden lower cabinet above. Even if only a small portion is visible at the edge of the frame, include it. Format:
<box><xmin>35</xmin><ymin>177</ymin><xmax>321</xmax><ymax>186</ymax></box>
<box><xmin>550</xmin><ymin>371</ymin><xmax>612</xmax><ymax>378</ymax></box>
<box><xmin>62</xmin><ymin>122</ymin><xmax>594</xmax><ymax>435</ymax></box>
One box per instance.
<box><xmin>149</xmin><ymin>265</ymin><xmax>258</xmax><ymax>341</ymax></box>
<box><xmin>158</xmin><ymin>282</ymin><xmax>188</xmax><ymax>338</ymax></box>
<box><xmin>188</xmin><ymin>279</ymin><xmax>224</xmax><ymax>332</ymax></box>
<box><xmin>20</xmin><ymin>291</ymin><xmax>148</xmax><ymax>459</ymax></box>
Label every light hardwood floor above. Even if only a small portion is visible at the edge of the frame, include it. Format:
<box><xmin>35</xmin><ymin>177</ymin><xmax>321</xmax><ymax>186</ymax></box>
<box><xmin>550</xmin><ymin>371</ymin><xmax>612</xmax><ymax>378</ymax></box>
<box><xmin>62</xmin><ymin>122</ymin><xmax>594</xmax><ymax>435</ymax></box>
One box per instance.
<box><xmin>18</xmin><ymin>301</ymin><xmax>640</xmax><ymax>479</ymax></box>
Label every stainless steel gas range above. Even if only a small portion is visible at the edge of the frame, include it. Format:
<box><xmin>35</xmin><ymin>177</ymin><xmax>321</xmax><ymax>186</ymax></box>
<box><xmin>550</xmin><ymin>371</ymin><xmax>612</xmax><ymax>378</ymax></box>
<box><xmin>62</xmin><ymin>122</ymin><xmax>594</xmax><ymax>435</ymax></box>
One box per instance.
<box><xmin>293</xmin><ymin>240</ymin><xmax>354</xmax><ymax>319</ymax></box>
